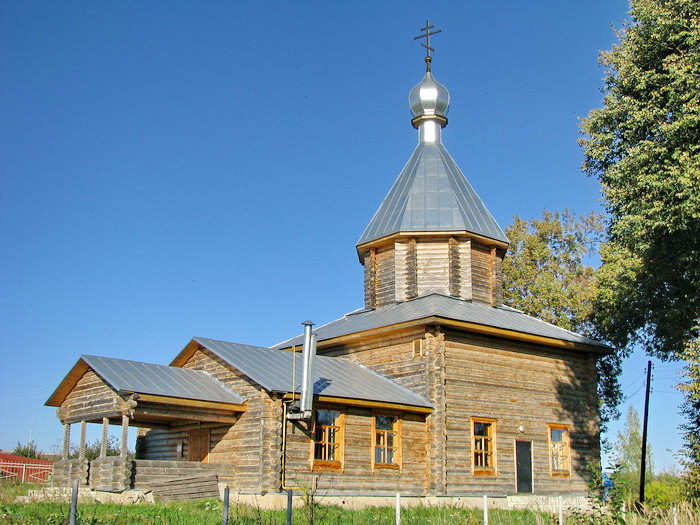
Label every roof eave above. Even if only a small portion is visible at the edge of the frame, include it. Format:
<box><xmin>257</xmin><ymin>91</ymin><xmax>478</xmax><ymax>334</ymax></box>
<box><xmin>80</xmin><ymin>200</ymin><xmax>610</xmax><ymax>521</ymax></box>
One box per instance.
<box><xmin>45</xmin><ymin>357</ymin><xmax>92</xmax><ymax>407</ymax></box>
<box><xmin>282</xmin><ymin>392</ymin><xmax>432</xmax><ymax>414</ymax></box>
<box><xmin>278</xmin><ymin>314</ymin><xmax>610</xmax><ymax>355</ymax></box>
<box><xmin>356</xmin><ymin>230</ymin><xmax>510</xmax><ymax>262</ymax></box>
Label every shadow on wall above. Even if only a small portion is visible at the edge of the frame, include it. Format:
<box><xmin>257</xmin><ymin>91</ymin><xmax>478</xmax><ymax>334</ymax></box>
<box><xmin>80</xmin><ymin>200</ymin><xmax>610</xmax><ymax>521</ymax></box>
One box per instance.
<box><xmin>554</xmin><ymin>353</ymin><xmax>600</xmax><ymax>483</ymax></box>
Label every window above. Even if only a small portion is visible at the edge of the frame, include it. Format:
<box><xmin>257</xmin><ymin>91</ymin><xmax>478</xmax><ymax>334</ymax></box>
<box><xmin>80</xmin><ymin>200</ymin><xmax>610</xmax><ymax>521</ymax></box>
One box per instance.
<box><xmin>312</xmin><ymin>409</ymin><xmax>344</xmax><ymax>470</ymax></box>
<box><xmin>471</xmin><ymin>418</ymin><xmax>496</xmax><ymax>475</ymax></box>
<box><xmin>548</xmin><ymin>424</ymin><xmax>571</xmax><ymax>476</ymax></box>
<box><xmin>373</xmin><ymin>415</ymin><xmax>401</xmax><ymax>469</ymax></box>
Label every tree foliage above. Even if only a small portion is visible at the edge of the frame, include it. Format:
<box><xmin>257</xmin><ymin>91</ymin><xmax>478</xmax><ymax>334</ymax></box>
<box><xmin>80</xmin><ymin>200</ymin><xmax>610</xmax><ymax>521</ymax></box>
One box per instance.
<box><xmin>11</xmin><ymin>440</ymin><xmax>43</xmax><ymax>459</ymax></box>
<box><xmin>68</xmin><ymin>436</ymin><xmax>121</xmax><ymax>461</ymax></box>
<box><xmin>613</xmin><ymin>405</ymin><xmax>654</xmax><ymax>503</ymax></box>
<box><xmin>579</xmin><ymin>0</ymin><xmax>700</xmax><ymax>358</ymax></box>
<box><xmin>614</xmin><ymin>405</ymin><xmax>654</xmax><ymax>475</ymax></box>
<box><xmin>679</xmin><ymin>337</ymin><xmax>700</xmax><ymax>499</ymax></box>
<box><xmin>503</xmin><ymin>209</ymin><xmax>603</xmax><ymax>334</ymax></box>
<box><xmin>502</xmin><ymin>210</ymin><xmax>622</xmax><ymax>427</ymax></box>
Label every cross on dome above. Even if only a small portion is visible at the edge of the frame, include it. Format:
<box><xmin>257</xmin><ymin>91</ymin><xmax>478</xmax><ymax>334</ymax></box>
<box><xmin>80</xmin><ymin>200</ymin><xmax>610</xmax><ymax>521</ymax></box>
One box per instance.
<box><xmin>413</xmin><ymin>20</ymin><xmax>442</xmax><ymax>71</ymax></box>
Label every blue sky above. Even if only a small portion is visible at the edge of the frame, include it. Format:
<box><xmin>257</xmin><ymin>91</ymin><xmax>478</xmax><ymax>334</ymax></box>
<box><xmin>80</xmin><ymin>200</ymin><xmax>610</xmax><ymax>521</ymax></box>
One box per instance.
<box><xmin>0</xmin><ymin>2</ymin><xmax>686</xmax><ymax>472</ymax></box>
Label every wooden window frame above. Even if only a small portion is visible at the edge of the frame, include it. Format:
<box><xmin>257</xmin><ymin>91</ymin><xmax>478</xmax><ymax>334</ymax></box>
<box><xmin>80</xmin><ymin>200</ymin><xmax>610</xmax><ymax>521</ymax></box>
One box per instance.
<box><xmin>471</xmin><ymin>417</ymin><xmax>497</xmax><ymax>476</ymax></box>
<box><xmin>371</xmin><ymin>412</ymin><xmax>402</xmax><ymax>471</ymax></box>
<box><xmin>548</xmin><ymin>424</ymin><xmax>571</xmax><ymax>477</ymax></box>
<box><xmin>310</xmin><ymin>408</ymin><xmax>345</xmax><ymax>472</ymax></box>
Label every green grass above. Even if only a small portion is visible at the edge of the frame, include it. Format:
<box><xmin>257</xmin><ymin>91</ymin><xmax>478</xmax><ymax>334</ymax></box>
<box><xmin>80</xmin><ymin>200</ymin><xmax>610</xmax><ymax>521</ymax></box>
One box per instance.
<box><xmin>0</xmin><ymin>497</ymin><xmax>555</xmax><ymax>525</ymax></box>
<box><xmin>1</xmin><ymin>483</ymin><xmax>698</xmax><ymax>525</ymax></box>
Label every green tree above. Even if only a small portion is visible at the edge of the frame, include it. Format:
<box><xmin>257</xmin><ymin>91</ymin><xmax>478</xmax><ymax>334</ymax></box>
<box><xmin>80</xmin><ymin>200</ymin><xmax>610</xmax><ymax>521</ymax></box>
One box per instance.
<box><xmin>502</xmin><ymin>209</ymin><xmax>622</xmax><ymax>427</ymax></box>
<box><xmin>11</xmin><ymin>440</ymin><xmax>43</xmax><ymax>459</ymax></box>
<box><xmin>579</xmin><ymin>0</ymin><xmax>700</xmax><ymax>358</ymax></box>
<box><xmin>503</xmin><ymin>209</ymin><xmax>603</xmax><ymax>333</ymax></box>
<box><xmin>613</xmin><ymin>405</ymin><xmax>654</xmax><ymax>502</ymax></box>
<box><xmin>678</xmin><ymin>337</ymin><xmax>700</xmax><ymax>498</ymax></box>
<box><xmin>614</xmin><ymin>405</ymin><xmax>654</xmax><ymax>475</ymax></box>
<box><xmin>68</xmin><ymin>436</ymin><xmax>121</xmax><ymax>461</ymax></box>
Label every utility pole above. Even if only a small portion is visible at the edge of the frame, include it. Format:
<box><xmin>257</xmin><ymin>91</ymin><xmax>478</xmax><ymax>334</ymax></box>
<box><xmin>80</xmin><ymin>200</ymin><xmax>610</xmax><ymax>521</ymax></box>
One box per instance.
<box><xmin>638</xmin><ymin>360</ymin><xmax>652</xmax><ymax>509</ymax></box>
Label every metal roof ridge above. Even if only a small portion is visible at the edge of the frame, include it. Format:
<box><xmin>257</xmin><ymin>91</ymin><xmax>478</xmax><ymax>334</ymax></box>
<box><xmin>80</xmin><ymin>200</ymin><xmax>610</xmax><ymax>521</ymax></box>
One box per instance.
<box><xmin>269</xmin><ymin>314</ymin><xmax>347</xmax><ymax>349</ymax></box>
<box><xmin>435</xmin><ymin>143</ymin><xmax>509</xmax><ymax>243</ymax></box>
<box><xmin>192</xmin><ymin>335</ymin><xmax>269</xmax><ymax>350</ymax></box>
<box><xmin>356</xmin><ymin>143</ymin><xmax>424</xmax><ymax>247</ymax></box>
<box><xmin>81</xmin><ymin>354</ymin><xmax>168</xmax><ymax>368</ymax></box>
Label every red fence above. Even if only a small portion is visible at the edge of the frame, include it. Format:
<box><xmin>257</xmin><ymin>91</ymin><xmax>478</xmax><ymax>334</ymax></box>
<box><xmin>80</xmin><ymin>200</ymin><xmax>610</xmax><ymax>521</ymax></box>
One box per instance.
<box><xmin>0</xmin><ymin>453</ymin><xmax>53</xmax><ymax>483</ymax></box>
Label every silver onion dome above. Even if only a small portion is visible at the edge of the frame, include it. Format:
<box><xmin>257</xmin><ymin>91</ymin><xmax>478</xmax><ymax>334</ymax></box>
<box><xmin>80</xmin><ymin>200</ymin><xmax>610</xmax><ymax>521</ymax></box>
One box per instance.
<box><xmin>409</xmin><ymin>71</ymin><xmax>450</xmax><ymax>118</ymax></box>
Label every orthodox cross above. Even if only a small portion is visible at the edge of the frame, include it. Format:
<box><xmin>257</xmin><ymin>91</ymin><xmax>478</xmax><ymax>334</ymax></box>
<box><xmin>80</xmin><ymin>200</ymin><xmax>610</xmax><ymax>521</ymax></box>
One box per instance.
<box><xmin>413</xmin><ymin>20</ymin><xmax>442</xmax><ymax>71</ymax></box>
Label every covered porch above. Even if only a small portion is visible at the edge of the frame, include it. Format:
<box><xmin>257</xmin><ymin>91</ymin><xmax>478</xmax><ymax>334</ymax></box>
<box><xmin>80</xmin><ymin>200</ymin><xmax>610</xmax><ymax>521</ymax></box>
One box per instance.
<box><xmin>46</xmin><ymin>354</ymin><xmax>246</xmax><ymax>493</ymax></box>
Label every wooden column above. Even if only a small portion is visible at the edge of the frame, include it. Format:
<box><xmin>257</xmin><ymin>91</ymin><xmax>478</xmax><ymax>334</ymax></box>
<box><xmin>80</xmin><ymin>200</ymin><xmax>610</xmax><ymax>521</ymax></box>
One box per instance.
<box><xmin>100</xmin><ymin>417</ymin><xmax>109</xmax><ymax>458</ymax></box>
<box><xmin>78</xmin><ymin>420</ymin><xmax>87</xmax><ymax>460</ymax></box>
<box><xmin>120</xmin><ymin>414</ymin><xmax>129</xmax><ymax>457</ymax></box>
<box><xmin>62</xmin><ymin>423</ymin><xmax>71</xmax><ymax>460</ymax></box>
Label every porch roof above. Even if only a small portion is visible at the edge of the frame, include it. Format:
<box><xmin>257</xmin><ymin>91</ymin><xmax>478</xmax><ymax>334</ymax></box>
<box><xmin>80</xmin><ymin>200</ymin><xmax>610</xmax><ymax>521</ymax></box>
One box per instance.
<box><xmin>46</xmin><ymin>354</ymin><xmax>246</xmax><ymax>407</ymax></box>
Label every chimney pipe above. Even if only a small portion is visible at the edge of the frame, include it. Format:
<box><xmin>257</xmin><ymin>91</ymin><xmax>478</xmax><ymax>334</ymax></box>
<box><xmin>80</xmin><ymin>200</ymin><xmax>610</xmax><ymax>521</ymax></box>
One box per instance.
<box><xmin>299</xmin><ymin>320</ymin><xmax>316</xmax><ymax>418</ymax></box>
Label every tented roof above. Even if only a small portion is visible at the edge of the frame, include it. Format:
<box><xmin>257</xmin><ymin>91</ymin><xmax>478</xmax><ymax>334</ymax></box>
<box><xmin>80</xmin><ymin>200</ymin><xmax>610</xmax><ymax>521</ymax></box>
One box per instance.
<box><xmin>357</xmin><ymin>142</ymin><xmax>508</xmax><ymax>247</ymax></box>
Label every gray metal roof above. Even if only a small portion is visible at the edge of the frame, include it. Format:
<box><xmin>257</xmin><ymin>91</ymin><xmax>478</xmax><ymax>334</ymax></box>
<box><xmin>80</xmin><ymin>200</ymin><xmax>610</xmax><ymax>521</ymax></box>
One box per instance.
<box><xmin>191</xmin><ymin>337</ymin><xmax>431</xmax><ymax>409</ymax></box>
<box><xmin>273</xmin><ymin>292</ymin><xmax>609</xmax><ymax>350</ymax></box>
<box><xmin>357</xmin><ymin>142</ymin><xmax>509</xmax><ymax>246</ymax></box>
<box><xmin>80</xmin><ymin>355</ymin><xmax>246</xmax><ymax>405</ymax></box>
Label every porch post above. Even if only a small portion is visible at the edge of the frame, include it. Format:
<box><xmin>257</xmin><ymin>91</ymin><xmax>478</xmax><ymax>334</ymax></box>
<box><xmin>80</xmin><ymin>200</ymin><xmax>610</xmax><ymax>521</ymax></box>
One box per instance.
<box><xmin>120</xmin><ymin>413</ymin><xmax>129</xmax><ymax>457</ymax></box>
<box><xmin>100</xmin><ymin>417</ymin><xmax>109</xmax><ymax>458</ymax></box>
<box><xmin>62</xmin><ymin>423</ymin><xmax>71</xmax><ymax>460</ymax></box>
<box><xmin>78</xmin><ymin>420</ymin><xmax>87</xmax><ymax>460</ymax></box>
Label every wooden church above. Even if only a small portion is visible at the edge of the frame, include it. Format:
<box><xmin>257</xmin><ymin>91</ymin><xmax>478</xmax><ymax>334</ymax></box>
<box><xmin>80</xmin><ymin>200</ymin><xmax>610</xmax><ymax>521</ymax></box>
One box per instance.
<box><xmin>46</xmin><ymin>26</ymin><xmax>607</xmax><ymax>504</ymax></box>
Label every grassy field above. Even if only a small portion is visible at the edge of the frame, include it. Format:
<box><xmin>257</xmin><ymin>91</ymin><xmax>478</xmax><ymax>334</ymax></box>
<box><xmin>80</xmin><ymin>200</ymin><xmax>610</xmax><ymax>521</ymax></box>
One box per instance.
<box><xmin>1</xmin><ymin>483</ymin><xmax>698</xmax><ymax>524</ymax></box>
<box><xmin>0</xmin><ymin>498</ymin><xmax>555</xmax><ymax>525</ymax></box>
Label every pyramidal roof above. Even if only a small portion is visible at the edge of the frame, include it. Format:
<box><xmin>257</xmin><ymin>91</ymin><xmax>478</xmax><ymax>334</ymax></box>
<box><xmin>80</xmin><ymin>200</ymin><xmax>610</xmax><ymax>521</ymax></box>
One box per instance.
<box><xmin>357</xmin><ymin>141</ymin><xmax>509</xmax><ymax>246</ymax></box>
<box><xmin>357</xmin><ymin>61</ymin><xmax>508</xmax><ymax>248</ymax></box>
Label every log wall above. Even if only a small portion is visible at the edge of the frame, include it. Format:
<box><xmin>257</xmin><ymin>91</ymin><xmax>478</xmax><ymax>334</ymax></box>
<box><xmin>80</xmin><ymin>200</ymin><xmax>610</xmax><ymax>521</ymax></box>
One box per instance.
<box><xmin>323</xmin><ymin>325</ymin><xmax>598</xmax><ymax>496</ymax></box>
<box><xmin>416</xmin><ymin>240</ymin><xmax>449</xmax><ymax>296</ymax></box>
<box><xmin>470</xmin><ymin>243</ymin><xmax>493</xmax><ymax>304</ymax></box>
<box><xmin>283</xmin><ymin>405</ymin><xmax>428</xmax><ymax>495</ymax></box>
<box><xmin>59</xmin><ymin>370</ymin><xmax>124</xmax><ymax>423</ymax></box>
<box><xmin>361</xmin><ymin>236</ymin><xmax>503</xmax><ymax>308</ymax></box>
<box><xmin>139</xmin><ymin>347</ymin><xmax>281</xmax><ymax>493</ymax></box>
<box><xmin>375</xmin><ymin>245</ymin><xmax>396</xmax><ymax>307</ymax></box>
<box><xmin>442</xmin><ymin>329</ymin><xmax>599</xmax><ymax>495</ymax></box>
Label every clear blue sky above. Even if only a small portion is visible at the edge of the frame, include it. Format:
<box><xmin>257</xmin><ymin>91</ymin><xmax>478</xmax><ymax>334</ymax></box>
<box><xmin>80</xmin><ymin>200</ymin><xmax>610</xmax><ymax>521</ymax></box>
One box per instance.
<box><xmin>0</xmin><ymin>1</ymin><xmax>686</xmax><ymax>472</ymax></box>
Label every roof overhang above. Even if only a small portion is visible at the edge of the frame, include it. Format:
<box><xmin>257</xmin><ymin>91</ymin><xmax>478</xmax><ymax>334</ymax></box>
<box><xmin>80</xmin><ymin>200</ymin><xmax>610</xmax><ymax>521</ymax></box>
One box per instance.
<box><xmin>46</xmin><ymin>357</ymin><xmax>91</xmax><ymax>407</ymax></box>
<box><xmin>279</xmin><ymin>315</ymin><xmax>610</xmax><ymax>355</ymax></box>
<box><xmin>282</xmin><ymin>393</ymin><xmax>432</xmax><ymax>414</ymax></box>
<box><xmin>170</xmin><ymin>338</ymin><xmax>203</xmax><ymax>368</ymax></box>
<box><xmin>47</xmin><ymin>355</ymin><xmax>248</xmax><ymax>426</ymax></box>
<box><xmin>356</xmin><ymin>230</ymin><xmax>509</xmax><ymax>263</ymax></box>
